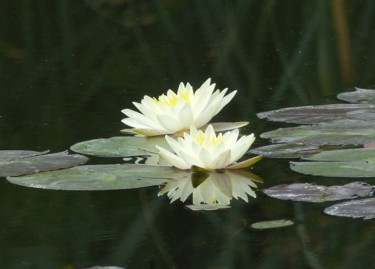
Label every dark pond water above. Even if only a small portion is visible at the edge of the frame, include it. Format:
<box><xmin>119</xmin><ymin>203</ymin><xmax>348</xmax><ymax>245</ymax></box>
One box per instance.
<box><xmin>1</xmin><ymin>1</ymin><xmax>375</xmax><ymax>268</ymax></box>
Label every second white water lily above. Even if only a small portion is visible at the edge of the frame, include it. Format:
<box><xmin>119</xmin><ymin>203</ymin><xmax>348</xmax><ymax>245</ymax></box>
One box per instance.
<box><xmin>121</xmin><ymin>78</ymin><xmax>236</xmax><ymax>136</ymax></box>
<box><xmin>156</xmin><ymin>125</ymin><xmax>262</xmax><ymax>170</ymax></box>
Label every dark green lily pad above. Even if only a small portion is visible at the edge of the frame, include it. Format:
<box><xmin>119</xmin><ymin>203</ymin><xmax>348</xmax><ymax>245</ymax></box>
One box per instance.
<box><xmin>250</xmin><ymin>219</ymin><xmax>294</xmax><ymax>229</ymax></box>
<box><xmin>337</xmin><ymin>88</ymin><xmax>375</xmax><ymax>104</ymax></box>
<box><xmin>263</xmin><ymin>182</ymin><xmax>374</xmax><ymax>202</ymax></box>
<box><xmin>70</xmin><ymin>136</ymin><xmax>170</xmax><ymax>157</ymax></box>
<box><xmin>257</xmin><ymin>103</ymin><xmax>375</xmax><ymax>124</ymax></box>
<box><xmin>0</xmin><ymin>151</ymin><xmax>88</xmax><ymax>177</ymax></box>
<box><xmin>324</xmin><ymin>197</ymin><xmax>375</xmax><ymax>219</ymax></box>
<box><xmin>250</xmin><ymin>143</ymin><xmax>320</xmax><ymax>158</ymax></box>
<box><xmin>261</xmin><ymin>120</ymin><xmax>375</xmax><ymax>146</ymax></box>
<box><xmin>7</xmin><ymin>164</ymin><xmax>190</xmax><ymax>190</ymax></box>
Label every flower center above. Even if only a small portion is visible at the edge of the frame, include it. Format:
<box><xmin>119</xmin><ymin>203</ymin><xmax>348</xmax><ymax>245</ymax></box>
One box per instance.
<box><xmin>154</xmin><ymin>89</ymin><xmax>191</xmax><ymax>106</ymax></box>
<box><xmin>193</xmin><ymin>131</ymin><xmax>223</xmax><ymax>146</ymax></box>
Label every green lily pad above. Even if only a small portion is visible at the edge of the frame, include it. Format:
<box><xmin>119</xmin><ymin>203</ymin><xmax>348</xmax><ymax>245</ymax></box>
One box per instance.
<box><xmin>0</xmin><ymin>150</ymin><xmax>48</xmax><ymax>163</ymax></box>
<box><xmin>337</xmin><ymin>88</ymin><xmax>375</xmax><ymax>104</ymax></box>
<box><xmin>263</xmin><ymin>182</ymin><xmax>374</xmax><ymax>202</ymax></box>
<box><xmin>0</xmin><ymin>151</ymin><xmax>88</xmax><ymax>177</ymax></box>
<box><xmin>250</xmin><ymin>219</ymin><xmax>294</xmax><ymax>229</ymax></box>
<box><xmin>7</xmin><ymin>164</ymin><xmax>190</xmax><ymax>190</ymax></box>
<box><xmin>324</xmin><ymin>197</ymin><xmax>375</xmax><ymax>219</ymax></box>
<box><xmin>257</xmin><ymin>103</ymin><xmax>375</xmax><ymax>124</ymax></box>
<box><xmin>70</xmin><ymin>136</ymin><xmax>170</xmax><ymax>157</ymax></box>
<box><xmin>261</xmin><ymin>120</ymin><xmax>375</xmax><ymax>146</ymax></box>
<box><xmin>290</xmin><ymin>160</ymin><xmax>375</xmax><ymax>177</ymax></box>
<box><xmin>302</xmin><ymin>148</ymin><xmax>375</xmax><ymax>162</ymax></box>
<box><xmin>250</xmin><ymin>143</ymin><xmax>320</xmax><ymax>158</ymax></box>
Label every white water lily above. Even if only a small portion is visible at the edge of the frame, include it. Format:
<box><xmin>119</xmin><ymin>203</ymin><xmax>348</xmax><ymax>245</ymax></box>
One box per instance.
<box><xmin>156</xmin><ymin>125</ymin><xmax>262</xmax><ymax>170</ymax></box>
<box><xmin>121</xmin><ymin>78</ymin><xmax>237</xmax><ymax>136</ymax></box>
<box><xmin>158</xmin><ymin>170</ymin><xmax>259</xmax><ymax>205</ymax></box>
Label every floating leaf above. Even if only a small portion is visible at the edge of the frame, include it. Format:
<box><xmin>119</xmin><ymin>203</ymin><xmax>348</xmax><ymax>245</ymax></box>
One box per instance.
<box><xmin>290</xmin><ymin>146</ymin><xmax>375</xmax><ymax>178</ymax></box>
<box><xmin>324</xmin><ymin>197</ymin><xmax>375</xmax><ymax>219</ymax></box>
<box><xmin>0</xmin><ymin>150</ymin><xmax>48</xmax><ymax>163</ymax></box>
<box><xmin>337</xmin><ymin>88</ymin><xmax>375</xmax><ymax>104</ymax></box>
<box><xmin>257</xmin><ymin>103</ymin><xmax>375</xmax><ymax>124</ymax></box>
<box><xmin>302</xmin><ymin>148</ymin><xmax>375</xmax><ymax>162</ymax></box>
<box><xmin>7</xmin><ymin>164</ymin><xmax>190</xmax><ymax>190</ymax></box>
<box><xmin>263</xmin><ymin>182</ymin><xmax>374</xmax><ymax>202</ymax></box>
<box><xmin>70</xmin><ymin>136</ymin><xmax>170</xmax><ymax>157</ymax></box>
<box><xmin>0</xmin><ymin>151</ymin><xmax>88</xmax><ymax>177</ymax></box>
<box><xmin>250</xmin><ymin>219</ymin><xmax>294</xmax><ymax>229</ymax></box>
<box><xmin>250</xmin><ymin>144</ymin><xmax>319</xmax><ymax>158</ymax></box>
<box><xmin>290</xmin><ymin>161</ymin><xmax>375</xmax><ymax>178</ymax></box>
<box><xmin>261</xmin><ymin>120</ymin><xmax>375</xmax><ymax>146</ymax></box>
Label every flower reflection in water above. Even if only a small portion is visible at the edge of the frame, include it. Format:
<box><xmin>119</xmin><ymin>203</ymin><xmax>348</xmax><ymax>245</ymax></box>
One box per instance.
<box><xmin>158</xmin><ymin>169</ymin><xmax>261</xmax><ymax>209</ymax></box>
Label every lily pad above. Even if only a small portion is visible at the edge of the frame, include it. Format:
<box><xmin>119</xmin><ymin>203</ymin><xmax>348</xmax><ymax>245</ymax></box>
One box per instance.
<box><xmin>324</xmin><ymin>197</ymin><xmax>375</xmax><ymax>219</ymax></box>
<box><xmin>260</xmin><ymin>120</ymin><xmax>375</xmax><ymax>146</ymax></box>
<box><xmin>250</xmin><ymin>219</ymin><xmax>294</xmax><ymax>229</ymax></box>
<box><xmin>291</xmin><ymin>148</ymin><xmax>375</xmax><ymax>177</ymax></box>
<box><xmin>290</xmin><ymin>160</ymin><xmax>375</xmax><ymax>178</ymax></box>
<box><xmin>337</xmin><ymin>88</ymin><xmax>375</xmax><ymax>104</ymax></box>
<box><xmin>302</xmin><ymin>148</ymin><xmax>375</xmax><ymax>162</ymax></box>
<box><xmin>257</xmin><ymin>103</ymin><xmax>375</xmax><ymax>124</ymax></box>
<box><xmin>263</xmin><ymin>182</ymin><xmax>374</xmax><ymax>202</ymax></box>
<box><xmin>0</xmin><ymin>150</ymin><xmax>48</xmax><ymax>163</ymax></box>
<box><xmin>70</xmin><ymin>136</ymin><xmax>170</xmax><ymax>157</ymax></box>
<box><xmin>7</xmin><ymin>164</ymin><xmax>190</xmax><ymax>190</ymax></box>
<box><xmin>0</xmin><ymin>151</ymin><xmax>88</xmax><ymax>177</ymax></box>
<box><xmin>250</xmin><ymin>143</ymin><xmax>320</xmax><ymax>158</ymax></box>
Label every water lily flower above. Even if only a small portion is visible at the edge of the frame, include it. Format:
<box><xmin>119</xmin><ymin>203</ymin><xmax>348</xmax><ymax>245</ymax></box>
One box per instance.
<box><xmin>121</xmin><ymin>78</ymin><xmax>237</xmax><ymax>136</ymax></box>
<box><xmin>158</xmin><ymin>170</ymin><xmax>258</xmax><ymax>205</ymax></box>
<box><xmin>156</xmin><ymin>125</ymin><xmax>262</xmax><ymax>170</ymax></box>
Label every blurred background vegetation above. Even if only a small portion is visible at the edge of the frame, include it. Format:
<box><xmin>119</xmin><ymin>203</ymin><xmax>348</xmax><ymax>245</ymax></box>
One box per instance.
<box><xmin>1</xmin><ymin>0</ymin><xmax>375</xmax><ymax>268</ymax></box>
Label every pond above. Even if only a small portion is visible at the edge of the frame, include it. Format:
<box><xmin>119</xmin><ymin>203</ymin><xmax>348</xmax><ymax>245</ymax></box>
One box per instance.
<box><xmin>1</xmin><ymin>1</ymin><xmax>375</xmax><ymax>268</ymax></box>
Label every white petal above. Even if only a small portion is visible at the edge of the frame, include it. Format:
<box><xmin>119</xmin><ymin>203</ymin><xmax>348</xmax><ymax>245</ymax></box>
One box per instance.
<box><xmin>215</xmin><ymin>90</ymin><xmax>237</xmax><ymax>114</ymax></box>
<box><xmin>210</xmin><ymin>150</ymin><xmax>231</xmax><ymax>169</ymax></box>
<box><xmin>156</xmin><ymin>145</ymin><xmax>190</xmax><ymax>169</ymax></box>
<box><xmin>122</xmin><ymin>109</ymin><xmax>162</xmax><ymax>129</ymax></box>
<box><xmin>230</xmin><ymin>134</ymin><xmax>255</xmax><ymax>163</ymax></box>
<box><xmin>177</xmin><ymin>103</ymin><xmax>194</xmax><ymax>128</ymax></box>
<box><xmin>157</xmin><ymin>114</ymin><xmax>185</xmax><ymax>133</ymax></box>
